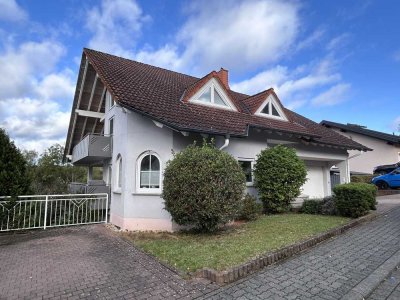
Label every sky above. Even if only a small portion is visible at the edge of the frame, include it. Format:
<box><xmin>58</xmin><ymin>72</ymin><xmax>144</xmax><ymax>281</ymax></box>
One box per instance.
<box><xmin>0</xmin><ymin>0</ymin><xmax>399</xmax><ymax>153</ymax></box>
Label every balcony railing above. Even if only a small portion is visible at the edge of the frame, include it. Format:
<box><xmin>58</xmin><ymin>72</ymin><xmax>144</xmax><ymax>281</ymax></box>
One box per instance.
<box><xmin>72</xmin><ymin>134</ymin><xmax>112</xmax><ymax>165</ymax></box>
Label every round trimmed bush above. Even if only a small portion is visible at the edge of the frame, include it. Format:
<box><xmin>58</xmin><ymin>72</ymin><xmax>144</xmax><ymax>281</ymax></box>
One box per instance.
<box><xmin>333</xmin><ymin>183</ymin><xmax>376</xmax><ymax>218</ymax></box>
<box><xmin>254</xmin><ymin>145</ymin><xmax>307</xmax><ymax>213</ymax></box>
<box><xmin>163</xmin><ymin>142</ymin><xmax>246</xmax><ymax>232</ymax></box>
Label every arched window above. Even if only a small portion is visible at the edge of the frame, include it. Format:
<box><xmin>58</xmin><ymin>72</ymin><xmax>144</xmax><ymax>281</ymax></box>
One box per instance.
<box><xmin>137</xmin><ymin>152</ymin><xmax>161</xmax><ymax>193</ymax></box>
<box><xmin>115</xmin><ymin>155</ymin><xmax>122</xmax><ymax>190</ymax></box>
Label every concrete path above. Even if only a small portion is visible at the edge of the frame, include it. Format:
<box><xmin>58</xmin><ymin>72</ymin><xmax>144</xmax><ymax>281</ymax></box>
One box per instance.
<box><xmin>0</xmin><ymin>195</ymin><xmax>399</xmax><ymax>300</ymax></box>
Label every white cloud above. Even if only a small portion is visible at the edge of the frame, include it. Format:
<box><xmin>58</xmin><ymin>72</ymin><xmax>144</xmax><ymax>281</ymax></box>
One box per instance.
<box><xmin>0</xmin><ymin>40</ymin><xmax>65</xmax><ymax>99</ymax></box>
<box><xmin>177</xmin><ymin>0</ymin><xmax>300</xmax><ymax>73</ymax></box>
<box><xmin>36</xmin><ymin>69</ymin><xmax>75</xmax><ymax>101</ymax></box>
<box><xmin>0</xmin><ymin>0</ymin><xmax>27</xmax><ymax>22</ymax></box>
<box><xmin>231</xmin><ymin>57</ymin><xmax>342</xmax><ymax>106</ymax></box>
<box><xmin>230</xmin><ymin>66</ymin><xmax>289</xmax><ymax>94</ymax></box>
<box><xmin>311</xmin><ymin>83</ymin><xmax>351</xmax><ymax>106</ymax></box>
<box><xmin>135</xmin><ymin>44</ymin><xmax>183</xmax><ymax>70</ymax></box>
<box><xmin>0</xmin><ymin>98</ymin><xmax>70</xmax><ymax>153</ymax></box>
<box><xmin>85</xmin><ymin>0</ymin><xmax>150</xmax><ymax>57</ymax></box>
<box><xmin>326</xmin><ymin>33</ymin><xmax>351</xmax><ymax>51</ymax></box>
<box><xmin>85</xmin><ymin>0</ymin><xmax>301</xmax><ymax>75</ymax></box>
<box><xmin>286</xmin><ymin>99</ymin><xmax>307</xmax><ymax>110</ymax></box>
<box><xmin>296</xmin><ymin>28</ymin><xmax>325</xmax><ymax>51</ymax></box>
<box><xmin>391</xmin><ymin>116</ymin><xmax>400</xmax><ymax>132</ymax></box>
<box><xmin>0</xmin><ymin>39</ymin><xmax>74</xmax><ymax>153</ymax></box>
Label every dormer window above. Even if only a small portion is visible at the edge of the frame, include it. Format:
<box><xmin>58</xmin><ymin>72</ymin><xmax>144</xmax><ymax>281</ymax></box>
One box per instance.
<box><xmin>189</xmin><ymin>78</ymin><xmax>237</xmax><ymax>111</ymax></box>
<box><xmin>256</xmin><ymin>95</ymin><xmax>287</xmax><ymax>121</ymax></box>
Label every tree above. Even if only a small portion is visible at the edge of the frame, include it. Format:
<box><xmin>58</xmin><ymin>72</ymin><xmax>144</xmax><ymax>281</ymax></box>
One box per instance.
<box><xmin>163</xmin><ymin>141</ymin><xmax>246</xmax><ymax>232</ymax></box>
<box><xmin>29</xmin><ymin>144</ymin><xmax>86</xmax><ymax>195</ymax></box>
<box><xmin>254</xmin><ymin>145</ymin><xmax>307</xmax><ymax>213</ymax></box>
<box><xmin>0</xmin><ymin>128</ymin><xmax>31</xmax><ymax>196</ymax></box>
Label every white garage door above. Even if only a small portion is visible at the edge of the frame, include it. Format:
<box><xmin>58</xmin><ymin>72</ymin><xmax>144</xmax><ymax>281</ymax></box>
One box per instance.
<box><xmin>301</xmin><ymin>166</ymin><xmax>325</xmax><ymax>198</ymax></box>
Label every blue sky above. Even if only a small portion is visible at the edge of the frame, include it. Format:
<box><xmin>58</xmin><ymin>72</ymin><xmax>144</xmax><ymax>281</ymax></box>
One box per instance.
<box><xmin>0</xmin><ymin>0</ymin><xmax>399</xmax><ymax>153</ymax></box>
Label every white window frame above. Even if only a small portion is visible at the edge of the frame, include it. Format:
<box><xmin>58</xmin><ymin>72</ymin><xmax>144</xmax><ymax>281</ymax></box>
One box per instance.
<box><xmin>189</xmin><ymin>78</ymin><xmax>237</xmax><ymax>111</ymax></box>
<box><xmin>114</xmin><ymin>155</ymin><xmax>122</xmax><ymax>193</ymax></box>
<box><xmin>106</xmin><ymin>90</ymin><xmax>115</xmax><ymax>110</ymax></box>
<box><xmin>107</xmin><ymin>165</ymin><xmax>112</xmax><ymax>186</ymax></box>
<box><xmin>136</xmin><ymin>151</ymin><xmax>162</xmax><ymax>194</ymax></box>
<box><xmin>238</xmin><ymin>158</ymin><xmax>255</xmax><ymax>186</ymax></box>
<box><xmin>108</xmin><ymin>117</ymin><xmax>114</xmax><ymax>136</ymax></box>
<box><xmin>255</xmin><ymin>95</ymin><xmax>288</xmax><ymax>121</ymax></box>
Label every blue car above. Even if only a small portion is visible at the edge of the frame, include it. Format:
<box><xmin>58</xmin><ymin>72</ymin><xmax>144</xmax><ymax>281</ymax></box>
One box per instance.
<box><xmin>372</xmin><ymin>167</ymin><xmax>400</xmax><ymax>189</ymax></box>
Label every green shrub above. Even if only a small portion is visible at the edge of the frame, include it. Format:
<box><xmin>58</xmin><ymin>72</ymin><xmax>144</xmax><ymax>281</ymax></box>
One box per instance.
<box><xmin>163</xmin><ymin>141</ymin><xmax>246</xmax><ymax>232</ymax></box>
<box><xmin>363</xmin><ymin>183</ymin><xmax>378</xmax><ymax>210</ymax></box>
<box><xmin>301</xmin><ymin>199</ymin><xmax>323</xmax><ymax>214</ymax></box>
<box><xmin>237</xmin><ymin>194</ymin><xmax>263</xmax><ymax>221</ymax></box>
<box><xmin>351</xmin><ymin>175</ymin><xmax>374</xmax><ymax>184</ymax></box>
<box><xmin>254</xmin><ymin>145</ymin><xmax>307</xmax><ymax>213</ymax></box>
<box><xmin>320</xmin><ymin>196</ymin><xmax>338</xmax><ymax>215</ymax></box>
<box><xmin>333</xmin><ymin>183</ymin><xmax>376</xmax><ymax>218</ymax></box>
<box><xmin>301</xmin><ymin>197</ymin><xmax>338</xmax><ymax>215</ymax></box>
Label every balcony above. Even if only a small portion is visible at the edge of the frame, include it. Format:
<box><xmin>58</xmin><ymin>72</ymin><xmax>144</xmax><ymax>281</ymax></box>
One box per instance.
<box><xmin>72</xmin><ymin>134</ymin><xmax>112</xmax><ymax>165</ymax></box>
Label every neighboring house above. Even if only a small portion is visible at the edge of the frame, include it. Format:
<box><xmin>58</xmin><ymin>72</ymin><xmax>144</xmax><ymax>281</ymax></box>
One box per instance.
<box><xmin>64</xmin><ymin>49</ymin><xmax>368</xmax><ymax>231</ymax></box>
<box><xmin>321</xmin><ymin>121</ymin><xmax>400</xmax><ymax>174</ymax></box>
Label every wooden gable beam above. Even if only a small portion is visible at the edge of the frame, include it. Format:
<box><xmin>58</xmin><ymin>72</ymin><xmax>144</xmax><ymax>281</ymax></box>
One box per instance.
<box><xmin>80</xmin><ymin>74</ymin><xmax>98</xmax><ymax>140</ymax></box>
<box><xmin>67</xmin><ymin>58</ymin><xmax>88</xmax><ymax>156</ymax></box>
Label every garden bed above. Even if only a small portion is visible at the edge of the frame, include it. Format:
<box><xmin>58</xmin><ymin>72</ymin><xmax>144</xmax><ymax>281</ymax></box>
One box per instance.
<box><xmin>122</xmin><ymin>214</ymin><xmax>349</xmax><ymax>278</ymax></box>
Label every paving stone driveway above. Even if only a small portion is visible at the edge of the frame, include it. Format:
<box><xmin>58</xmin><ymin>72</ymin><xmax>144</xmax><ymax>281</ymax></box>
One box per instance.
<box><xmin>0</xmin><ymin>226</ymin><xmax>216</xmax><ymax>300</ymax></box>
<box><xmin>0</xmin><ymin>196</ymin><xmax>399</xmax><ymax>300</ymax></box>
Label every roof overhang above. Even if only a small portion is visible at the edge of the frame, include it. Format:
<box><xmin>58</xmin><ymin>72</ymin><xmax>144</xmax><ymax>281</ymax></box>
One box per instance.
<box><xmin>63</xmin><ymin>54</ymin><xmax>107</xmax><ymax>161</ymax></box>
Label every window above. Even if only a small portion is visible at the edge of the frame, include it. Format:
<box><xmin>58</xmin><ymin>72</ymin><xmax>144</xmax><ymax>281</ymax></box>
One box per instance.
<box><xmin>190</xmin><ymin>79</ymin><xmax>237</xmax><ymax>110</ymax></box>
<box><xmin>137</xmin><ymin>152</ymin><xmax>161</xmax><ymax>193</ymax></box>
<box><xmin>109</xmin><ymin>118</ymin><xmax>114</xmax><ymax>136</ymax></box>
<box><xmin>106</xmin><ymin>90</ymin><xmax>115</xmax><ymax>110</ymax></box>
<box><xmin>196</xmin><ymin>85</ymin><xmax>228</xmax><ymax>107</ymax></box>
<box><xmin>107</xmin><ymin>166</ymin><xmax>112</xmax><ymax>186</ymax></box>
<box><xmin>115</xmin><ymin>155</ymin><xmax>122</xmax><ymax>190</ymax></box>
<box><xmin>239</xmin><ymin>160</ymin><xmax>253</xmax><ymax>185</ymax></box>
<box><xmin>256</xmin><ymin>96</ymin><xmax>287</xmax><ymax>121</ymax></box>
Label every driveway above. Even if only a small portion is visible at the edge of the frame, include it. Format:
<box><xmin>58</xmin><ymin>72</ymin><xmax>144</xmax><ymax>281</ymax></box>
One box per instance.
<box><xmin>0</xmin><ymin>195</ymin><xmax>400</xmax><ymax>300</ymax></box>
<box><xmin>0</xmin><ymin>226</ymin><xmax>215</xmax><ymax>300</ymax></box>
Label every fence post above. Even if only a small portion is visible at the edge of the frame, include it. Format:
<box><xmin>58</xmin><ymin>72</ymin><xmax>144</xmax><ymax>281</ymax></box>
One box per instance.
<box><xmin>44</xmin><ymin>195</ymin><xmax>48</xmax><ymax>230</ymax></box>
<box><xmin>105</xmin><ymin>194</ymin><xmax>109</xmax><ymax>224</ymax></box>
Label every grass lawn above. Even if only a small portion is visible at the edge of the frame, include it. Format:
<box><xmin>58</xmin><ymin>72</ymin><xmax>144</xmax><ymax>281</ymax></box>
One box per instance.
<box><xmin>122</xmin><ymin>214</ymin><xmax>349</xmax><ymax>273</ymax></box>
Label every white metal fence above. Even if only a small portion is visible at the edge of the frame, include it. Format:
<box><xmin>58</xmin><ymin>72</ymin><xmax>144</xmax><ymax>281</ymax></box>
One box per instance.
<box><xmin>0</xmin><ymin>193</ymin><xmax>108</xmax><ymax>232</ymax></box>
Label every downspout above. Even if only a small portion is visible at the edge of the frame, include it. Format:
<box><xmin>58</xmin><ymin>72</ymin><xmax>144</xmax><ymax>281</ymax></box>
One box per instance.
<box><xmin>219</xmin><ymin>135</ymin><xmax>230</xmax><ymax>150</ymax></box>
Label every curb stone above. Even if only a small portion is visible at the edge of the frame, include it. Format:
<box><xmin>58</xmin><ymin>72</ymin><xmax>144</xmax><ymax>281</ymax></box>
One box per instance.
<box><xmin>341</xmin><ymin>248</ymin><xmax>400</xmax><ymax>300</ymax></box>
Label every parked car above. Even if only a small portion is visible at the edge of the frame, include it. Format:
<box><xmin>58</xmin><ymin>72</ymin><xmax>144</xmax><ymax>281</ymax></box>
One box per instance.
<box><xmin>373</xmin><ymin>162</ymin><xmax>400</xmax><ymax>175</ymax></box>
<box><xmin>372</xmin><ymin>167</ymin><xmax>400</xmax><ymax>189</ymax></box>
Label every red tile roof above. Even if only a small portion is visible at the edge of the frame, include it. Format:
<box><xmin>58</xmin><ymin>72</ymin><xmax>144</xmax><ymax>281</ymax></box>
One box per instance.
<box><xmin>83</xmin><ymin>48</ymin><xmax>369</xmax><ymax>151</ymax></box>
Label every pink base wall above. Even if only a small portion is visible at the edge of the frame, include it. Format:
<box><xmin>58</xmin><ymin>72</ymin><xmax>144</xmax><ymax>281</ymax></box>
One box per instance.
<box><xmin>110</xmin><ymin>214</ymin><xmax>174</xmax><ymax>232</ymax></box>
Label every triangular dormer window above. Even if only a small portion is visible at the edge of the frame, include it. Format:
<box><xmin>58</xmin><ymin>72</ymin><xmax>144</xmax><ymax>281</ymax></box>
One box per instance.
<box><xmin>190</xmin><ymin>78</ymin><xmax>237</xmax><ymax>111</ymax></box>
<box><xmin>255</xmin><ymin>95</ymin><xmax>287</xmax><ymax>121</ymax></box>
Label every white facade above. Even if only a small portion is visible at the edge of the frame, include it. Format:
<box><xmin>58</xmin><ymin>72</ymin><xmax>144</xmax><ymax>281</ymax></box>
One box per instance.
<box><xmin>102</xmin><ymin>100</ymin><xmax>351</xmax><ymax>231</ymax></box>
<box><xmin>331</xmin><ymin>129</ymin><xmax>400</xmax><ymax>174</ymax></box>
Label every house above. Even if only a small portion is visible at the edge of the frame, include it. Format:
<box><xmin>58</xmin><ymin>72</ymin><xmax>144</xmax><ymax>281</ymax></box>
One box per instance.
<box><xmin>321</xmin><ymin>121</ymin><xmax>400</xmax><ymax>174</ymax></box>
<box><xmin>64</xmin><ymin>49</ymin><xmax>368</xmax><ymax>231</ymax></box>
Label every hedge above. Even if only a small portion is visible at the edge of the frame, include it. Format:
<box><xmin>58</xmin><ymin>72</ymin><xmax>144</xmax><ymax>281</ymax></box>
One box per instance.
<box><xmin>333</xmin><ymin>183</ymin><xmax>377</xmax><ymax>218</ymax></box>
